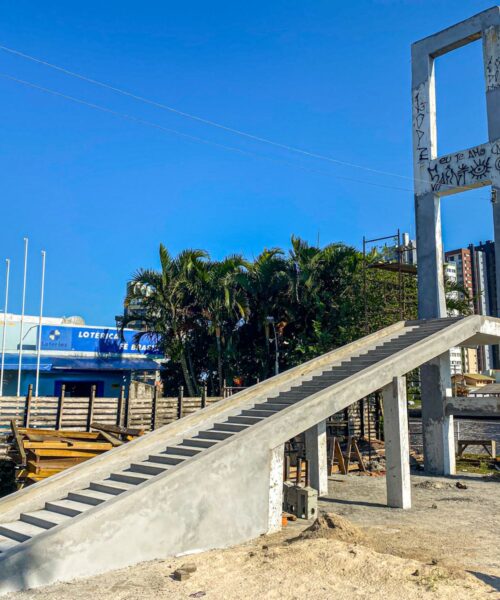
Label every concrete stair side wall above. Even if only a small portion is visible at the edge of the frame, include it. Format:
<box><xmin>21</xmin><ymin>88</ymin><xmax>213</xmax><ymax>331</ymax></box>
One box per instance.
<box><xmin>0</xmin><ymin>322</ymin><xmax>407</xmax><ymax>523</ymax></box>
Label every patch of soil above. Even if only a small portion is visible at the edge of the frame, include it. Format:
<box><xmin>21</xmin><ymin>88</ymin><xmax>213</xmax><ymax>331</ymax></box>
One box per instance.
<box><xmin>413</xmin><ymin>480</ymin><xmax>453</xmax><ymax>490</ymax></box>
<box><xmin>296</xmin><ymin>512</ymin><xmax>366</xmax><ymax>544</ymax></box>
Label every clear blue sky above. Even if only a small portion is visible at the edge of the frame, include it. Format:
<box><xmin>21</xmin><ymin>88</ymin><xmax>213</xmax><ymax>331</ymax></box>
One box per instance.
<box><xmin>0</xmin><ymin>1</ymin><xmax>496</xmax><ymax>324</ymax></box>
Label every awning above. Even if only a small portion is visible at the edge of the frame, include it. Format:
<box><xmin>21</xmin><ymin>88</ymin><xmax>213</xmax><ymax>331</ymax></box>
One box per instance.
<box><xmin>50</xmin><ymin>357</ymin><xmax>161</xmax><ymax>371</ymax></box>
<box><xmin>0</xmin><ymin>354</ymin><xmax>52</xmax><ymax>371</ymax></box>
<box><xmin>0</xmin><ymin>354</ymin><xmax>160</xmax><ymax>372</ymax></box>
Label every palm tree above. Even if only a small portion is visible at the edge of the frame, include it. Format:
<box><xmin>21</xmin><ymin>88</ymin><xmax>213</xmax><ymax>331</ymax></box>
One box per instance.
<box><xmin>236</xmin><ymin>249</ymin><xmax>289</xmax><ymax>377</ymax></box>
<box><xmin>124</xmin><ymin>244</ymin><xmax>208</xmax><ymax>396</ymax></box>
<box><xmin>195</xmin><ymin>256</ymin><xmax>249</xmax><ymax>394</ymax></box>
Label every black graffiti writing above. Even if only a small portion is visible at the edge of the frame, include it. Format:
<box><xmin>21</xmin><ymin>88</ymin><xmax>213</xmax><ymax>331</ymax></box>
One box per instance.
<box><xmin>414</xmin><ymin>91</ymin><xmax>428</xmax><ymax>162</ymax></box>
<box><xmin>486</xmin><ymin>56</ymin><xmax>500</xmax><ymax>90</ymax></box>
<box><xmin>468</xmin><ymin>147</ymin><xmax>486</xmax><ymax>158</ymax></box>
<box><xmin>470</xmin><ymin>157</ymin><xmax>491</xmax><ymax>180</ymax></box>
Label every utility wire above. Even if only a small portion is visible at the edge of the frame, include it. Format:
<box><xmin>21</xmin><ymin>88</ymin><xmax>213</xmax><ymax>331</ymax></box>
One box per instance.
<box><xmin>0</xmin><ymin>43</ymin><xmax>492</xmax><ymax>199</ymax></box>
<box><xmin>0</xmin><ymin>43</ymin><xmax>426</xmax><ymax>183</ymax></box>
<box><xmin>0</xmin><ymin>44</ymin><xmax>494</xmax><ymax>201</ymax></box>
<box><xmin>0</xmin><ymin>72</ymin><xmax>416</xmax><ymax>194</ymax></box>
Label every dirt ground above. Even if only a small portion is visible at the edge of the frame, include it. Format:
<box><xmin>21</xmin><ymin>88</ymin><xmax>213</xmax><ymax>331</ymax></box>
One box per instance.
<box><xmin>5</xmin><ymin>471</ymin><xmax>500</xmax><ymax>600</ymax></box>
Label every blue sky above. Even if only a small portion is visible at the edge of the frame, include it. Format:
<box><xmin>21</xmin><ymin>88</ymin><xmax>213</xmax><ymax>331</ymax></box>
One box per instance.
<box><xmin>0</xmin><ymin>1</ymin><xmax>496</xmax><ymax>324</ymax></box>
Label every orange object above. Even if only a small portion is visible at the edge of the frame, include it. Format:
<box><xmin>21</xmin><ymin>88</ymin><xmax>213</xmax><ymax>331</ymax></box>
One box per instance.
<box><xmin>282</xmin><ymin>515</ymin><xmax>288</xmax><ymax>527</ymax></box>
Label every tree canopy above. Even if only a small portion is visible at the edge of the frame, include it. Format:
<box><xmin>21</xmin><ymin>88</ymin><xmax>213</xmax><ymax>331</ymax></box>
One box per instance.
<box><xmin>123</xmin><ymin>237</ymin><xmax>465</xmax><ymax>396</ymax></box>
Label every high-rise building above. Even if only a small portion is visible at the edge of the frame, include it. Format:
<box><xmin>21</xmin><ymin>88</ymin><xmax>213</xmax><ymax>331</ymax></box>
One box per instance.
<box><xmin>444</xmin><ymin>248</ymin><xmax>474</xmax><ymax>306</ymax></box>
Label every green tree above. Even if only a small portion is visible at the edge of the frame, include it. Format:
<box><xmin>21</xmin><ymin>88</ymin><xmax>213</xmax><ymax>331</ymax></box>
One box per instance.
<box><xmin>124</xmin><ymin>244</ymin><xmax>208</xmax><ymax>396</ymax></box>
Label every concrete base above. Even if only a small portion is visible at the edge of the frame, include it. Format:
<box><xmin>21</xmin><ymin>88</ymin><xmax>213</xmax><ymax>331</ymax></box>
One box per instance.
<box><xmin>383</xmin><ymin>376</ymin><xmax>411</xmax><ymax>509</ymax></box>
<box><xmin>268</xmin><ymin>444</ymin><xmax>284</xmax><ymax>533</ymax></box>
<box><xmin>421</xmin><ymin>353</ymin><xmax>455</xmax><ymax>476</ymax></box>
<box><xmin>304</xmin><ymin>420</ymin><xmax>328</xmax><ymax>496</ymax></box>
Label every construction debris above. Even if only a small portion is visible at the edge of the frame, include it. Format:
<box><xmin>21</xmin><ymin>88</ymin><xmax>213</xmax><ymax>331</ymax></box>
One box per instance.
<box><xmin>7</xmin><ymin>420</ymin><xmax>143</xmax><ymax>488</ymax></box>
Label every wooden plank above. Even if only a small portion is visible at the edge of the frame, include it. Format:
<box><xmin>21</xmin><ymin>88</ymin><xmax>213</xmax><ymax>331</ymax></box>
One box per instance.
<box><xmin>23</xmin><ymin>441</ymin><xmax>113</xmax><ymax>451</ymax></box>
<box><xmin>24</xmin><ymin>385</ymin><xmax>33</xmax><ymax>427</ymax></box>
<box><xmin>29</xmin><ymin>448</ymin><xmax>104</xmax><ymax>458</ymax></box>
<box><xmin>10</xmin><ymin>419</ymin><xmax>27</xmax><ymax>466</ymax></box>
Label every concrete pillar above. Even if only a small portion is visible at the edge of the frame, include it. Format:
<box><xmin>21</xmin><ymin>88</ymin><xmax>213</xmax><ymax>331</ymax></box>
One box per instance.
<box><xmin>382</xmin><ymin>376</ymin><xmax>411</xmax><ymax>509</ymax></box>
<box><xmin>304</xmin><ymin>420</ymin><xmax>328</xmax><ymax>496</ymax></box>
<box><xmin>420</xmin><ymin>353</ymin><xmax>456</xmax><ymax>475</ymax></box>
<box><xmin>484</xmin><ymin>24</ymin><xmax>500</xmax><ymax>335</ymax></box>
<box><xmin>267</xmin><ymin>443</ymin><xmax>284</xmax><ymax>533</ymax></box>
<box><xmin>414</xmin><ymin>192</ymin><xmax>447</xmax><ymax>319</ymax></box>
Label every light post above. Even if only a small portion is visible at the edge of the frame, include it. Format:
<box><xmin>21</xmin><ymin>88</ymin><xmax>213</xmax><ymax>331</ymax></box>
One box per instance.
<box><xmin>266</xmin><ymin>316</ymin><xmax>279</xmax><ymax>376</ymax></box>
<box><xmin>0</xmin><ymin>258</ymin><xmax>10</xmax><ymax>395</ymax></box>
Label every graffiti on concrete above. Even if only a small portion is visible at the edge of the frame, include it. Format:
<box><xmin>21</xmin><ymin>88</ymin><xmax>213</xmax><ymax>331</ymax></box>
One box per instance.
<box><xmin>426</xmin><ymin>141</ymin><xmax>500</xmax><ymax>193</ymax></box>
<box><xmin>413</xmin><ymin>84</ymin><xmax>430</xmax><ymax>162</ymax></box>
<box><xmin>486</xmin><ymin>56</ymin><xmax>500</xmax><ymax>90</ymax></box>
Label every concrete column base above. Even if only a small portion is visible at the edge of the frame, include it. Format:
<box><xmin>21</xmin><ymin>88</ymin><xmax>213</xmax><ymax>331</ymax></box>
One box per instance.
<box><xmin>268</xmin><ymin>444</ymin><xmax>284</xmax><ymax>533</ymax></box>
<box><xmin>305</xmin><ymin>420</ymin><xmax>328</xmax><ymax>496</ymax></box>
<box><xmin>421</xmin><ymin>353</ymin><xmax>455</xmax><ymax>476</ymax></box>
<box><xmin>383</xmin><ymin>376</ymin><xmax>411</xmax><ymax>509</ymax></box>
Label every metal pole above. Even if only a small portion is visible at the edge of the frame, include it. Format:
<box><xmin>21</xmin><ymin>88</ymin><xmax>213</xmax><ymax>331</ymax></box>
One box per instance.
<box><xmin>35</xmin><ymin>251</ymin><xmax>46</xmax><ymax>397</ymax></box>
<box><xmin>0</xmin><ymin>259</ymin><xmax>10</xmax><ymax>395</ymax></box>
<box><xmin>16</xmin><ymin>238</ymin><xmax>28</xmax><ymax>397</ymax></box>
<box><xmin>273</xmin><ymin>322</ymin><xmax>279</xmax><ymax>376</ymax></box>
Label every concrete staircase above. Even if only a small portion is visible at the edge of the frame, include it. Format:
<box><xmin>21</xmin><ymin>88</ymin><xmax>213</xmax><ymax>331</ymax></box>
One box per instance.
<box><xmin>0</xmin><ymin>315</ymin><xmax>498</xmax><ymax>594</ymax></box>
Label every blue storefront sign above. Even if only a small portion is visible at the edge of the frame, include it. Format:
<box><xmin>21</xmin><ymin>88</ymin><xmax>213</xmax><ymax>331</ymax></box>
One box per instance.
<box><xmin>40</xmin><ymin>325</ymin><xmax>159</xmax><ymax>355</ymax></box>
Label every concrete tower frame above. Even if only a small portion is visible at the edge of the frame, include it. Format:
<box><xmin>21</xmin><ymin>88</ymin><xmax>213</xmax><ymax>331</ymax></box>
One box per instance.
<box><xmin>412</xmin><ymin>6</ymin><xmax>500</xmax><ymax>474</ymax></box>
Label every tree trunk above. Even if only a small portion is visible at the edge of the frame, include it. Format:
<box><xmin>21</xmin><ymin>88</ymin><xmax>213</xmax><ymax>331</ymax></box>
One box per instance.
<box><xmin>215</xmin><ymin>327</ymin><xmax>223</xmax><ymax>395</ymax></box>
<box><xmin>179</xmin><ymin>351</ymin><xmax>196</xmax><ymax>397</ymax></box>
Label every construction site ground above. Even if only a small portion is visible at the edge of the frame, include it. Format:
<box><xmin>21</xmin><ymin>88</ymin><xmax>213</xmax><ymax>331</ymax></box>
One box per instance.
<box><xmin>4</xmin><ymin>471</ymin><xmax>499</xmax><ymax>600</ymax></box>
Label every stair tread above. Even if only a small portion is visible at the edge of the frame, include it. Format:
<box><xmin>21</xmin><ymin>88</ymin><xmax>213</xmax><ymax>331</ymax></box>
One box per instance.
<box><xmin>0</xmin><ymin>520</ymin><xmax>47</xmax><ymax>540</ymax></box>
<box><xmin>22</xmin><ymin>509</ymin><xmax>72</xmax><ymax>528</ymax></box>
<box><xmin>91</xmin><ymin>479</ymin><xmax>136</xmax><ymax>492</ymax></box>
<box><xmin>0</xmin><ymin>534</ymin><xmax>19</xmax><ymax>552</ymax></box>
<box><xmin>46</xmin><ymin>499</ymin><xmax>93</xmax><ymax>514</ymax></box>
<box><xmin>69</xmin><ymin>488</ymin><xmax>115</xmax><ymax>503</ymax></box>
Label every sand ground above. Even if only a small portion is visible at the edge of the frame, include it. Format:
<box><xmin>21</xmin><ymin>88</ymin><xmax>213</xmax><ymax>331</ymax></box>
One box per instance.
<box><xmin>4</xmin><ymin>471</ymin><xmax>499</xmax><ymax>600</ymax></box>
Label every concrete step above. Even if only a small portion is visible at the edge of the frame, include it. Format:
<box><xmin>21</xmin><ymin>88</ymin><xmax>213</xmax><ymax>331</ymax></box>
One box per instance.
<box><xmin>89</xmin><ymin>479</ymin><xmax>136</xmax><ymax>496</ymax></box>
<box><xmin>258</xmin><ymin>403</ymin><xmax>288</xmax><ymax>411</ymax></box>
<box><xmin>241</xmin><ymin>409</ymin><xmax>278</xmax><ymax>418</ymax></box>
<box><xmin>227</xmin><ymin>416</ymin><xmax>264</xmax><ymax>426</ymax></box>
<box><xmin>212</xmin><ymin>422</ymin><xmax>249</xmax><ymax>433</ymax></box>
<box><xmin>0</xmin><ymin>520</ymin><xmax>46</xmax><ymax>542</ymax></box>
<box><xmin>0</xmin><ymin>535</ymin><xmax>19</xmax><ymax>553</ymax></box>
<box><xmin>109</xmin><ymin>471</ymin><xmax>154</xmax><ymax>485</ymax></box>
<box><xmin>180</xmin><ymin>438</ymin><xmax>218</xmax><ymax>449</ymax></box>
<box><xmin>164</xmin><ymin>446</ymin><xmax>201</xmax><ymax>457</ymax></box>
<box><xmin>128</xmin><ymin>462</ymin><xmax>168</xmax><ymax>476</ymax></box>
<box><xmin>265</xmin><ymin>397</ymin><xmax>296</xmax><ymax>405</ymax></box>
<box><xmin>45</xmin><ymin>499</ymin><xmax>94</xmax><ymax>517</ymax></box>
<box><xmin>20</xmin><ymin>509</ymin><xmax>71</xmax><ymax>529</ymax></box>
<box><xmin>196</xmin><ymin>430</ymin><xmax>233</xmax><ymax>441</ymax></box>
<box><xmin>148</xmin><ymin>453</ymin><xmax>185</xmax><ymax>465</ymax></box>
<box><xmin>68</xmin><ymin>488</ymin><xmax>115</xmax><ymax>506</ymax></box>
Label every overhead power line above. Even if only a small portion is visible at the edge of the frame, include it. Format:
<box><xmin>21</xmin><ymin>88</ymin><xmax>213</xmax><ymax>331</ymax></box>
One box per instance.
<box><xmin>0</xmin><ymin>43</ymin><xmax>416</xmax><ymax>182</ymax></box>
<box><xmin>0</xmin><ymin>72</ymin><xmax>416</xmax><ymax>194</ymax></box>
<box><xmin>0</xmin><ymin>44</ymin><xmax>493</xmax><ymax>201</ymax></box>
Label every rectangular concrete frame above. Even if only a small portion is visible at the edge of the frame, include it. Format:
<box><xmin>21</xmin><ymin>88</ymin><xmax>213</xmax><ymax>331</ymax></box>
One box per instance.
<box><xmin>1</xmin><ymin>316</ymin><xmax>500</xmax><ymax>594</ymax></box>
<box><xmin>412</xmin><ymin>6</ymin><xmax>500</xmax><ymax>475</ymax></box>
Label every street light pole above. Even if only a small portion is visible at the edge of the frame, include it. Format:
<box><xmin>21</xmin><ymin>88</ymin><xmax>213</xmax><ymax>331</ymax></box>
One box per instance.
<box><xmin>0</xmin><ymin>259</ymin><xmax>10</xmax><ymax>395</ymax></box>
<box><xmin>35</xmin><ymin>250</ymin><xmax>46</xmax><ymax>398</ymax></box>
<box><xmin>16</xmin><ymin>237</ymin><xmax>28</xmax><ymax>397</ymax></box>
<box><xmin>266</xmin><ymin>316</ymin><xmax>279</xmax><ymax>376</ymax></box>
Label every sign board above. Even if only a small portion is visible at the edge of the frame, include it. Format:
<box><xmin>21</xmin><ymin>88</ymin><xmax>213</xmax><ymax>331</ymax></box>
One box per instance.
<box><xmin>40</xmin><ymin>325</ymin><xmax>159</xmax><ymax>355</ymax></box>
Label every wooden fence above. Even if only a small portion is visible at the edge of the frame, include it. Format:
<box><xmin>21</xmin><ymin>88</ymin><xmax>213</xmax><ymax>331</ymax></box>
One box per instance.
<box><xmin>0</xmin><ymin>384</ymin><xmax>222</xmax><ymax>432</ymax></box>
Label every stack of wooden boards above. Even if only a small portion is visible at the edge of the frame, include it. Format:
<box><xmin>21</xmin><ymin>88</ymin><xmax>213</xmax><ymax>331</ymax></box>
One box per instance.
<box><xmin>8</xmin><ymin>421</ymin><xmax>144</xmax><ymax>488</ymax></box>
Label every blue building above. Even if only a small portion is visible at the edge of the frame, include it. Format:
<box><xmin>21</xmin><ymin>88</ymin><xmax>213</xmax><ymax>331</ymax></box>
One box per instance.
<box><xmin>0</xmin><ymin>313</ymin><xmax>162</xmax><ymax>397</ymax></box>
